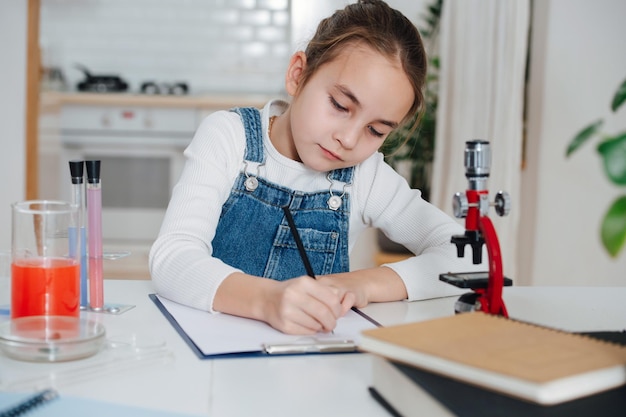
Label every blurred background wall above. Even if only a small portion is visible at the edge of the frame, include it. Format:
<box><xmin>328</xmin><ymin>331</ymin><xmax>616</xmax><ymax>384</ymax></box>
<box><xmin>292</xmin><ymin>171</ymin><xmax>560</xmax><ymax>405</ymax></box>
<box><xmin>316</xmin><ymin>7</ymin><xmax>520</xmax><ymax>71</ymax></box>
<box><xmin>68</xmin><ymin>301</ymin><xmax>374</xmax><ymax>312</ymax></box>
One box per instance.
<box><xmin>1</xmin><ymin>0</ymin><xmax>625</xmax><ymax>286</ymax></box>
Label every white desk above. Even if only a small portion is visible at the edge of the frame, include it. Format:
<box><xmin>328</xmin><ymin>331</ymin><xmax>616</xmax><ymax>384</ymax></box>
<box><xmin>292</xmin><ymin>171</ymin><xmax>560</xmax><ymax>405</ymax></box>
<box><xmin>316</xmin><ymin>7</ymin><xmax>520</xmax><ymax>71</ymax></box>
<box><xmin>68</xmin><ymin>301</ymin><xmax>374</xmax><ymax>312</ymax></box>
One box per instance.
<box><xmin>1</xmin><ymin>281</ymin><xmax>625</xmax><ymax>417</ymax></box>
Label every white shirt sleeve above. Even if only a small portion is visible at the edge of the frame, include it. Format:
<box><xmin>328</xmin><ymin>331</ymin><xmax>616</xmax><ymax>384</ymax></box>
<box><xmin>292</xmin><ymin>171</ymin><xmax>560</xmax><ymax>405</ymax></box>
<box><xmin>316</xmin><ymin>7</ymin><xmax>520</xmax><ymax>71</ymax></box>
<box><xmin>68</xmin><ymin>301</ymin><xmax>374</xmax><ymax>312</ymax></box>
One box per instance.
<box><xmin>149</xmin><ymin>110</ymin><xmax>246</xmax><ymax>312</ymax></box>
<box><xmin>353</xmin><ymin>153</ymin><xmax>486</xmax><ymax>301</ymax></box>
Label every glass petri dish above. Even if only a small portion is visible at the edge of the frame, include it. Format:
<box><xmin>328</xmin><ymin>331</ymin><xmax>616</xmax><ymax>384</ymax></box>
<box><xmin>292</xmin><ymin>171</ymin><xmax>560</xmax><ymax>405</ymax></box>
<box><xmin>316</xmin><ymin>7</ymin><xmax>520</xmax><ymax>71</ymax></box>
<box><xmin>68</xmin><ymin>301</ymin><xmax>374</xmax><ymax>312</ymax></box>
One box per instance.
<box><xmin>0</xmin><ymin>316</ymin><xmax>106</xmax><ymax>362</ymax></box>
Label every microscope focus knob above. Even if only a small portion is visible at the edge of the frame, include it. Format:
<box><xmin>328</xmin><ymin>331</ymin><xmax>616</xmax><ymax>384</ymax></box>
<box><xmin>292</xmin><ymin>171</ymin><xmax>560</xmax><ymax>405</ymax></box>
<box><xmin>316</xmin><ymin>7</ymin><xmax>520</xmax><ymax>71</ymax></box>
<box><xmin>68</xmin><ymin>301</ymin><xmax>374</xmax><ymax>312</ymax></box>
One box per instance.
<box><xmin>452</xmin><ymin>192</ymin><xmax>469</xmax><ymax>218</ymax></box>
<box><xmin>494</xmin><ymin>191</ymin><xmax>511</xmax><ymax>216</ymax></box>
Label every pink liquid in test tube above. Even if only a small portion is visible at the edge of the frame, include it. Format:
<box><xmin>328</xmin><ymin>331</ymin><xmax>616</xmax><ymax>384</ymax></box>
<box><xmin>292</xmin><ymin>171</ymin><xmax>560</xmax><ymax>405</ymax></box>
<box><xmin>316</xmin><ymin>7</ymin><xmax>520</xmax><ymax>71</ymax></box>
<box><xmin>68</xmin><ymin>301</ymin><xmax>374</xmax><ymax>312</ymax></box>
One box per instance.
<box><xmin>86</xmin><ymin>160</ymin><xmax>104</xmax><ymax>309</ymax></box>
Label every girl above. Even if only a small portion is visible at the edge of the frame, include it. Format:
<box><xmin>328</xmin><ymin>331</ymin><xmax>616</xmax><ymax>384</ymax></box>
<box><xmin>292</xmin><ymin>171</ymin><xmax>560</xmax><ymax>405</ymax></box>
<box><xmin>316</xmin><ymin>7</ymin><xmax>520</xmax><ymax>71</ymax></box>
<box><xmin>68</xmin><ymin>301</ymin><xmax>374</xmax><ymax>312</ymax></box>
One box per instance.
<box><xmin>150</xmin><ymin>0</ymin><xmax>480</xmax><ymax>335</ymax></box>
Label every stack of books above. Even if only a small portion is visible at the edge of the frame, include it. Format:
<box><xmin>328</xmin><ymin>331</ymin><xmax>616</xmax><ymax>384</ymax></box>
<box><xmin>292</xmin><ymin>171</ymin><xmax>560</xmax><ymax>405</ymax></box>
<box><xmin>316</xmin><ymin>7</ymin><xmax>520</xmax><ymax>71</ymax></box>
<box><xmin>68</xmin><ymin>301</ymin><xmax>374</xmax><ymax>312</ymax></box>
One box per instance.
<box><xmin>360</xmin><ymin>312</ymin><xmax>626</xmax><ymax>417</ymax></box>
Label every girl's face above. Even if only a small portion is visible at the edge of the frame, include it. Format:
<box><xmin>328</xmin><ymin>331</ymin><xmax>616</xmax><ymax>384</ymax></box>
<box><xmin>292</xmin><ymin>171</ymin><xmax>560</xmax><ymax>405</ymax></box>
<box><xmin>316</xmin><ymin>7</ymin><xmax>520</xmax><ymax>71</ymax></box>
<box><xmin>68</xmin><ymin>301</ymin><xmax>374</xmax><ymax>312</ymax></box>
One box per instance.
<box><xmin>281</xmin><ymin>44</ymin><xmax>414</xmax><ymax>172</ymax></box>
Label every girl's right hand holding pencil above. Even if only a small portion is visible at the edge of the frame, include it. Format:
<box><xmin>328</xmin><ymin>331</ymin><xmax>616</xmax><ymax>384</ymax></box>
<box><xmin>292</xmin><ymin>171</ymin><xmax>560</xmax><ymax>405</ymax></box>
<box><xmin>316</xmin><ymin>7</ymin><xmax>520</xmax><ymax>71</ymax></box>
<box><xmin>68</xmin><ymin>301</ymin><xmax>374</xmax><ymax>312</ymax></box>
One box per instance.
<box><xmin>214</xmin><ymin>273</ymin><xmax>356</xmax><ymax>335</ymax></box>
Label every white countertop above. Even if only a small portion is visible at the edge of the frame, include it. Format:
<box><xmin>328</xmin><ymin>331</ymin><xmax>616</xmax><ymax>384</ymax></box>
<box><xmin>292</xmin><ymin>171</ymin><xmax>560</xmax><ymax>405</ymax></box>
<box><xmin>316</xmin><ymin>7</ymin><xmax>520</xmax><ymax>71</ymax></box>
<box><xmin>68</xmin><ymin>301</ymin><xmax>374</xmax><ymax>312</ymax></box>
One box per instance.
<box><xmin>1</xmin><ymin>281</ymin><xmax>624</xmax><ymax>416</ymax></box>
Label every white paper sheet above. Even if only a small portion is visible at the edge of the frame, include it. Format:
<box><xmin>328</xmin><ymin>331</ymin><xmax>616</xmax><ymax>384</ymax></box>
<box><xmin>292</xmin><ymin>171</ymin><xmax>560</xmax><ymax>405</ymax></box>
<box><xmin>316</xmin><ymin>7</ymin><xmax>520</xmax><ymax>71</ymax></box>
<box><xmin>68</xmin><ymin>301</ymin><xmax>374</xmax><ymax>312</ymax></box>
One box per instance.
<box><xmin>155</xmin><ymin>295</ymin><xmax>377</xmax><ymax>356</ymax></box>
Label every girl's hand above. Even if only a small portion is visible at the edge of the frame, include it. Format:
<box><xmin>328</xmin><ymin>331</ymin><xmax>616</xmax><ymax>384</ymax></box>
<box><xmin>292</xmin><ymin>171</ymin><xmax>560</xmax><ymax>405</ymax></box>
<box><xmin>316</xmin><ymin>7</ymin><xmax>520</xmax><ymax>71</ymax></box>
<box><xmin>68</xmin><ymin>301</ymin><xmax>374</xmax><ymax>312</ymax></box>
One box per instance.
<box><xmin>317</xmin><ymin>274</ymin><xmax>369</xmax><ymax>308</ymax></box>
<box><xmin>317</xmin><ymin>267</ymin><xmax>409</xmax><ymax>308</ymax></box>
<box><xmin>262</xmin><ymin>276</ymin><xmax>349</xmax><ymax>335</ymax></box>
<box><xmin>213</xmin><ymin>267</ymin><xmax>406</xmax><ymax>336</ymax></box>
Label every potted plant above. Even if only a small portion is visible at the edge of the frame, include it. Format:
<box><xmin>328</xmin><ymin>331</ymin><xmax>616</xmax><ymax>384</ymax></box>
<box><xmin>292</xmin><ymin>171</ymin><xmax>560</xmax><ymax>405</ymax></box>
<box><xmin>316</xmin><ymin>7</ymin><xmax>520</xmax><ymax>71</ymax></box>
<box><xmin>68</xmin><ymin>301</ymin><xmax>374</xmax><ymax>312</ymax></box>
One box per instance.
<box><xmin>565</xmin><ymin>77</ymin><xmax>626</xmax><ymax>257</ymax></box>
<box><xmin>377</xmin><ymin>0</ymin><xmax>442</xmax><ymax>254</ymax></box>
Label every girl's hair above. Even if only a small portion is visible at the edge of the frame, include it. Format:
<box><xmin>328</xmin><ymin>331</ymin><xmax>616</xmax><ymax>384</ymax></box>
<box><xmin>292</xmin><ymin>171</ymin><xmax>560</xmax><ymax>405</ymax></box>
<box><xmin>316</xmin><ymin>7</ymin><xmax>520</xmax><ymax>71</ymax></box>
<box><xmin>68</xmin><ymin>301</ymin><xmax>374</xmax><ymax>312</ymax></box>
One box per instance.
<box><xmin>301</xmin><ymin>0</ymin><xmax>427</xmax><ymax>129</ymax></box>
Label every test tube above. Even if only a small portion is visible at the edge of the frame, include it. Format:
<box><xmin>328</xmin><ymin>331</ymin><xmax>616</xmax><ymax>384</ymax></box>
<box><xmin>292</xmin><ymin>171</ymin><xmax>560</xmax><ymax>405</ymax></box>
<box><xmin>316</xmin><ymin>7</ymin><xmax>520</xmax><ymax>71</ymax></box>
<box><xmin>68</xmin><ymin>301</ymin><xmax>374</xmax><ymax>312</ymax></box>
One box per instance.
<box><xmin>86</xmin><ymin>160</ymin><xmax>104</xmax><ymax>310</ymax></box>
<box><xmin>68</xmin><ymin>160</ymin><xmax>88</xmax><ymax>307</ymax></box>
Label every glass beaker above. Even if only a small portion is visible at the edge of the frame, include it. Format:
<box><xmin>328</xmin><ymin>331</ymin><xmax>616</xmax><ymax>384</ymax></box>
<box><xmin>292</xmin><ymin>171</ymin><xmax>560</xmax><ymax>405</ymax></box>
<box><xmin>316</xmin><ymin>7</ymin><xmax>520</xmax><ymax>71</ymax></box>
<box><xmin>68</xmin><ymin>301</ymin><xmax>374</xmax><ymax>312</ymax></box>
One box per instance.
<box><xmin>11</xmin><ymin>200</ymin><xmax>80</xmax><ymax>319</ymax></box>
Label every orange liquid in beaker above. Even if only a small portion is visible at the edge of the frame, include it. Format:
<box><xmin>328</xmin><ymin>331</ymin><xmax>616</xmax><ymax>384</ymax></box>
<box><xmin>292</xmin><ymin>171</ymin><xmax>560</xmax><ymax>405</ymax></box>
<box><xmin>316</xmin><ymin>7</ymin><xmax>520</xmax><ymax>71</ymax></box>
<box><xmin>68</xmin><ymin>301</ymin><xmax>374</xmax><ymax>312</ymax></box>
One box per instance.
<box><xmin>11</xmin><ymin>258</ymin><xmax>80</xmax><ymax>319</ymax></box>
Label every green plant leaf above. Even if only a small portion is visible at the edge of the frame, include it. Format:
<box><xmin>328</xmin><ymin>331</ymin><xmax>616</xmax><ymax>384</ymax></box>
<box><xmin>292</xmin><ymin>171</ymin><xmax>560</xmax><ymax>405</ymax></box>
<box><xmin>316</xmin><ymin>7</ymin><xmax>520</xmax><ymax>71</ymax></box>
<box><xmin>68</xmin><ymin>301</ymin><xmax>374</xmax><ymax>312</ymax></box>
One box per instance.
<box><xmin>597</xmin><ymin>132</ymin><xmax>626</xmax><ymax>185</ymax></box>
<box><xmin>428</xmin><ymin>4</ymin><xmax>441</xmax><ymax>17</ymax></box>
<box><xmin>425</xmin><ymin>16</ymin><xmax>438</xmax><ymax>28</ymax></box>
<box><xmin>565</xmin><ymin>119</ymin><xmax>603</xmax><ymax>157</ymax></box>
<box><xmin>611</xmin><ymin>77</ymin><xmax>626</xmax><ymax>112</ymax></box>
<box><xmin>600</xmin><ymin>195</ymin><xmax>626</xmax><ymax>257</ymax></box>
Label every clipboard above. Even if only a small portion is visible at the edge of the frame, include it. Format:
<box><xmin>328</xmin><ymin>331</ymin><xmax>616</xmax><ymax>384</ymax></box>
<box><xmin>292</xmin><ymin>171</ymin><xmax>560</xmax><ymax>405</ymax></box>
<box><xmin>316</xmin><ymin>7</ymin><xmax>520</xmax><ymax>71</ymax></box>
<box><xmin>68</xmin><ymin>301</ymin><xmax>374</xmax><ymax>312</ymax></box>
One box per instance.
<box><xmin>149</xmin><ymin>294</ymin><xmax>380</xmax><ymax>359</ymax></box>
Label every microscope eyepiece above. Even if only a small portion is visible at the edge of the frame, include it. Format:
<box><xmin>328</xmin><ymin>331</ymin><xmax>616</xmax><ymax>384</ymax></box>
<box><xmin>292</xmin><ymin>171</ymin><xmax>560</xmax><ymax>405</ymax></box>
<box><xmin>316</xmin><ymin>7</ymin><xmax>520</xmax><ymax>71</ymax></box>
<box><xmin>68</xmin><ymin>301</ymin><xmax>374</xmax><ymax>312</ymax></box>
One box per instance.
<box><xmin>464</xmin><ymin>140</ymin><xmax>491</xmax><ymax>190</ymax></box>
<box><xmin>465</xmin><ymin>140</ymin><xmax>491</xmax><ymax>177</ymax></box>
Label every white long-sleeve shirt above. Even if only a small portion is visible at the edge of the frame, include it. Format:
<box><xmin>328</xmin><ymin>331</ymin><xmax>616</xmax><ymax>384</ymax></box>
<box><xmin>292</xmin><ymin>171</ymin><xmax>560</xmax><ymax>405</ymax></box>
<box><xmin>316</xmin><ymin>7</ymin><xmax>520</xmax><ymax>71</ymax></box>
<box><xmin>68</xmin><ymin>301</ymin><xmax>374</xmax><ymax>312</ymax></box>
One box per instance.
<box><xmin>149</xmin><ymin>100</ymin><xmax>481</xmax><ymax>312</ymax></box>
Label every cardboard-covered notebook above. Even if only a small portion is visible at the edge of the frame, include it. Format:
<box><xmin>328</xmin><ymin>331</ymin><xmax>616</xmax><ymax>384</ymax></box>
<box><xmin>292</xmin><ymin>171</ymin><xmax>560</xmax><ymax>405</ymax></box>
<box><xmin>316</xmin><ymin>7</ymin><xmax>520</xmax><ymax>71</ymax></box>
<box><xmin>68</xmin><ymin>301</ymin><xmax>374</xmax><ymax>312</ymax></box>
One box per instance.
<box><xmin>360</xmin><ymin>312</ymin><xmax>626</xmax><ymax>405</ymax></box>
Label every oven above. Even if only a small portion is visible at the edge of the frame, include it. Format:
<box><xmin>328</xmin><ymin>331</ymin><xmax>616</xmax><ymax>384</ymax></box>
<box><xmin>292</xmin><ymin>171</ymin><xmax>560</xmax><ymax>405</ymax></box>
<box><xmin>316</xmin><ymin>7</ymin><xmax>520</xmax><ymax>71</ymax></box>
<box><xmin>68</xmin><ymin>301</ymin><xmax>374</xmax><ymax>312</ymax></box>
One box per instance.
<box><xmin>59</xmin><ymin>104</ymin><xmax>197</xmax><ymax>247</ymax></box>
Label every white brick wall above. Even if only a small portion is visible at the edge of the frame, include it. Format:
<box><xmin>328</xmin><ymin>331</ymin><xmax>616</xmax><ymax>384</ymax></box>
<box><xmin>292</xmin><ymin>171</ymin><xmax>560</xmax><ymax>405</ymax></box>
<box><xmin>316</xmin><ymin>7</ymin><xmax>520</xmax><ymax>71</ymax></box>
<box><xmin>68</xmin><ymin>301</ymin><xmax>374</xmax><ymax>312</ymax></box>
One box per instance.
<box><xmin>40</xmin><ymin>0</ymin><xmax>291</xmax><ymax>94</ymax></box>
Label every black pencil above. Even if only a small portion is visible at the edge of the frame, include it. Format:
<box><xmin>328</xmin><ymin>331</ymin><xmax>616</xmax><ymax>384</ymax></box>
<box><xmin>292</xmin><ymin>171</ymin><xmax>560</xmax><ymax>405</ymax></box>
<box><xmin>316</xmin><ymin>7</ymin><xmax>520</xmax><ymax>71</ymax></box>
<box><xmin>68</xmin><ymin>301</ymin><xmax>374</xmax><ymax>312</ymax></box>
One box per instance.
<box><xmin>283</xmin><ymin>206</ymin><xmax>339</xmax><ymax>333</ymax></box>
<box><xmin>282</xmin><ymin>206</ymin><xmax>316</xmax><ymax>279</ymax></box>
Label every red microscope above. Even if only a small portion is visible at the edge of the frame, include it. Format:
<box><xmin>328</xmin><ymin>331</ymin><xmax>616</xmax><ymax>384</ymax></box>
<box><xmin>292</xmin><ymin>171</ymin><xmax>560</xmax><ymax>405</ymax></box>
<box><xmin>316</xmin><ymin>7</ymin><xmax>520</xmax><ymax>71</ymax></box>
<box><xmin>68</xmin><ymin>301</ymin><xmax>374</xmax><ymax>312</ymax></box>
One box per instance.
<box><xmin>439</xmin><ymin>140</ymin><xmax>512</xmax><ymax>317</ymax></box>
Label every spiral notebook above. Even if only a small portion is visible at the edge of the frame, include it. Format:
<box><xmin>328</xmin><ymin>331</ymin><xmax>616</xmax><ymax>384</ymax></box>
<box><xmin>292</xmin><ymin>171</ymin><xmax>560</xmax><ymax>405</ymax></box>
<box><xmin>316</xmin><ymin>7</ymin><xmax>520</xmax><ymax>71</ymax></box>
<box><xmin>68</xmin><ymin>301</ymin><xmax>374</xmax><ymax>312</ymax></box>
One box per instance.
<box><xmin>360</xmin><ymin>312</ymin><xmax>626</xmax><ymax>405</ymax></box>
<box><xmin>0</xmin><ymin>389</ymin><xmax>202</xmax><ymax>417</ymax></box>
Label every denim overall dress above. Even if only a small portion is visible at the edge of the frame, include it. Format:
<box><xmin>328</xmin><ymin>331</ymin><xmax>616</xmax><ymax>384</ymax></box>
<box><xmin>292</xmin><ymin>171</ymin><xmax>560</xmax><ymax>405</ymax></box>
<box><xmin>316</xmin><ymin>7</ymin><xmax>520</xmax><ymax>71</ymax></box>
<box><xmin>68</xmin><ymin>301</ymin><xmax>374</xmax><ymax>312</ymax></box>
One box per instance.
<box><xmin>212</xmin><ymin>107</ymin><xmax>354</xmax><ymax>280</ymax></box>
